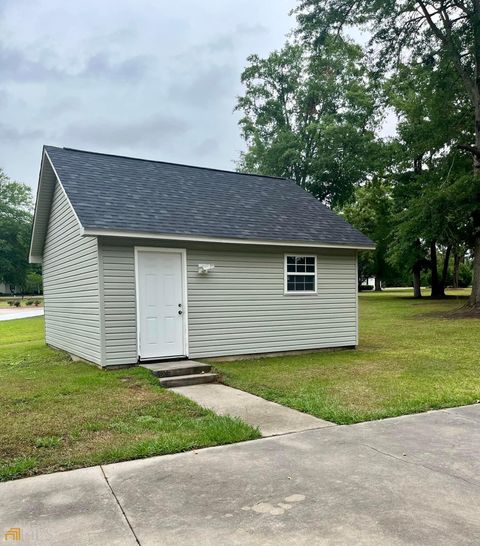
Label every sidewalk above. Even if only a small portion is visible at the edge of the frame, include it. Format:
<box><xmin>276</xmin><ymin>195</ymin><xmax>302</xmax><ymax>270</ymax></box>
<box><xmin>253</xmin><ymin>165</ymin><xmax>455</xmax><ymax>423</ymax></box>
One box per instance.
<box><xmin>0</xmin><ymin>308</ymin><xmax>44</xmax><ymax>321</ymax></box>
<box><xmin>1</xmin><ymin>404</ymin><xmax>479</xmax><ymax>545</ymax></box>
<box><xmin>172</xmin><ymin>383</ymin><xmax>333</xmax><ymax>436</ymax></box>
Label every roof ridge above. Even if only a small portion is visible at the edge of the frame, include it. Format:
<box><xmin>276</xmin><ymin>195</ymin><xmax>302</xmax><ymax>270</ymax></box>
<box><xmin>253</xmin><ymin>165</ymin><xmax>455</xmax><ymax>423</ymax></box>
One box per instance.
<box><xmin>57</xmin><ymin>146</ymin><xmax>290</xmax><ymax>182</ymax></box>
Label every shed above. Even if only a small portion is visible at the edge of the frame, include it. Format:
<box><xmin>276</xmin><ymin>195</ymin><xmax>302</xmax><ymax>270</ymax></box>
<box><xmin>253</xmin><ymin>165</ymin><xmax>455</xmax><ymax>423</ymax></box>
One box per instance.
<box><xmin>30</xmin><ymin>146</ymin><xmax>374</xmax><ymax>368</ymax></box>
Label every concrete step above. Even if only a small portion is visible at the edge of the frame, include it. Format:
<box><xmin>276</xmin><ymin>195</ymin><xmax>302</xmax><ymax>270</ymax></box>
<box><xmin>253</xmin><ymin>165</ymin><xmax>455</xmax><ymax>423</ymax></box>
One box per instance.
<box><xmin>140</xmin><ymin>361</ymin><xmax>211</xmax><ymax>378</ymax></box>
<box><xmin>159</xmin><ymin>372</ymin><xmax>218</xmax><ymax>388</ymax></box>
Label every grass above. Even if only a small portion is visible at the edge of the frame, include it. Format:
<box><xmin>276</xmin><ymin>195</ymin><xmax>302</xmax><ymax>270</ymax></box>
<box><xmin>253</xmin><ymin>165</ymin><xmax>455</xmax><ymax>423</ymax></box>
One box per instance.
<box><xmin>214</xmin><ymin>289</ymin><xmax>480</xmax><ymax>425</ymax></box>
<box><xmin>0</xmin><ymin>318</ymin><xmax>259</xmax><ymax>481</ymax></box>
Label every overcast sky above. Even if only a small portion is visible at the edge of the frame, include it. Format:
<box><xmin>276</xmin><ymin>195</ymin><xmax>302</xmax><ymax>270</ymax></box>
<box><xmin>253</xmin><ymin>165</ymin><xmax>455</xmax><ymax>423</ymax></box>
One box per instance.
<box><xmin>0</xmin><ymin>0</ymin><xmax>297</xmax><ymax>190</ymax></box>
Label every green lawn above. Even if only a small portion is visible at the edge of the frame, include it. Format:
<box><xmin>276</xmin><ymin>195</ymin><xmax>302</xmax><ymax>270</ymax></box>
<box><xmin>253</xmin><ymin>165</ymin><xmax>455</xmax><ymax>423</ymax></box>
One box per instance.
<box><xmin>0</xmin><ymin>318</ymin><xmax>259</xmax><ymax>481</ymax></box>
<box><xmin>214</xmin><ymin>289</ymin><xmax>480</xmax><ymax>424</ymax></box>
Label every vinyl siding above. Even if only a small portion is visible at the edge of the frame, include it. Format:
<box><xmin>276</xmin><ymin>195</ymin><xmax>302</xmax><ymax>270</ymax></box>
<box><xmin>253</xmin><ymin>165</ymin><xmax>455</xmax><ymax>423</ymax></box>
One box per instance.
<box><xmin>42</xmin><ymin>182</ymin><xmax>102</xmax><ymax>364</ymax></box>
<box><xmin>187</xmin><ymin>249</ymin><xmax>357</xmax><ymax>357</ymax></box>
<box><xmin>99</xmin><ymin>244</ymin><xmax>137</xmax><ymax>366</ymax></box>
<box><xmin>99</xmin><ymin>239</ymin><xmax>357</xmax><ymax>365</ymax></box>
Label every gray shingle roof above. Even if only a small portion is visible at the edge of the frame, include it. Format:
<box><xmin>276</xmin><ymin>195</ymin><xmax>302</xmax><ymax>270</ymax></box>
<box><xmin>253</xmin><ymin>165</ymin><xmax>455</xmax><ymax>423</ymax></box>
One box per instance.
<box><xmin>44</xmin><ymin>146</ymin><xmax>374</xmax><ymax>248</ymax></box>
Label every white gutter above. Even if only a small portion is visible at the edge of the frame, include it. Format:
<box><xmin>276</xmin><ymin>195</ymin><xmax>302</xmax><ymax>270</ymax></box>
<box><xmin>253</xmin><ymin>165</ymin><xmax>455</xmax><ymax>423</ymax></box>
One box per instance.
<box><xmin>83</xmin><ymin>228</ymin><xmax>375</xmax><ymax>251</ymax></box>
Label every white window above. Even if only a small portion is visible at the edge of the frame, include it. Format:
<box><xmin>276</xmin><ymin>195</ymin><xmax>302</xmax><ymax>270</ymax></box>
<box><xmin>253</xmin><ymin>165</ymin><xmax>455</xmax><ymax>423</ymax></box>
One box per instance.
<box><xmin>284</xmin><ymin>255</ymin><xmax>317</xmax><ymax>294</ymax></box>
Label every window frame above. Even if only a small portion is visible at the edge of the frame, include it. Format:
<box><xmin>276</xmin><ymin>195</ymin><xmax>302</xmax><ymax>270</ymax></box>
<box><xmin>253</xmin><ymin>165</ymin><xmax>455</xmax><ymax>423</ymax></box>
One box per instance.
<box><xmin>283</xmin><ymin>254</ymin><xmax>317</xmax><ymax>295</ymax></box>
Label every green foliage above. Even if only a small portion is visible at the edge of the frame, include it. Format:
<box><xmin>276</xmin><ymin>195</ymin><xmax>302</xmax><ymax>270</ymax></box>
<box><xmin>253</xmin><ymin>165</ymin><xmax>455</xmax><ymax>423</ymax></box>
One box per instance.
<box><xmin>422</xmin><ymin>256</ymin><xmax>473</xmax><ymax>288</ymax></box>
<box><xmin>343</xmin><ymin>178</ymin><xmax>397</xmax><ymax>285</ymax></box>
<box><xmin>0</xmin><ymin>170</ymin><xmax>35</xmax><ymax>290</ymax></box>
<box><xmin>295</xmin><ymin>0</ymin><xmax>480</xmax><ymax>305</ymax></box>
<box><xmin>295</xmin><ymin>0</ymin><xmax>478</xmax><ymax>91</ymax></box>
<box><xmin>236</xmin><ymin>36</ymin><xmax>380</xmax><ymax>207</ymax></box>
<box><xmin>386</xmin><ymin>59</ymin><xmax>472</xmax><ymax>159</ymax></box>
<box><xmin>379</xmin><ymin>57</ymin><xmax>476</xmax><ymax>288</ymax></box>
<box><xmin>236</xmin><ymin>3</ymin><xmax>479</xmax><ymax>298</ymax></box>
<box><xmin>25</xmin><ymin>270</ymin><xmax>43</xmax><ymax>295</ymax></box>
<box><xmin>458</xmin><ymin>262</ymin><xmax>473</xmax><ymax>287</ymax></box>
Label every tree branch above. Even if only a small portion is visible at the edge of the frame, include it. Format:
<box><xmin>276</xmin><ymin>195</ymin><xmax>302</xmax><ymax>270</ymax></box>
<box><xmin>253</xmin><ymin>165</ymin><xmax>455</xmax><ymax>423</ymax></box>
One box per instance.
<box><xmin>457</xmin><ymin>144</ymin><xmax>480</xmax><ymax>158</ymax></box>
<box><xmin>417</xmin><ymin>0</ymin><xmax>476</xmax><ymax>104</ymax></box>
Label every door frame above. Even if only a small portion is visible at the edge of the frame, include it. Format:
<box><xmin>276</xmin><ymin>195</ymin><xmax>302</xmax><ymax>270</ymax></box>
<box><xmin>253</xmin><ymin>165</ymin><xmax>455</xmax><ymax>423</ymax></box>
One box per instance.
<box><xmin>134</xmin><ymin>246</ymin><xmax>189</xmax><ymax>360</ymax></box>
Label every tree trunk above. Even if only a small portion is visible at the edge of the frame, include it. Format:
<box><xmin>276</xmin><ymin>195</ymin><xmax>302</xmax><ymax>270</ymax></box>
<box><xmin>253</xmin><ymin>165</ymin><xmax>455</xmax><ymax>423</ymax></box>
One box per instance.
<box><xmin>453</xmin><ymin>248</ymin><xmax>460</xmax><ymax>289</ymax></box>
<box><xmin>412</xmin><ymin>263</ymin><xmax>422</xmax><ymax>298</ymax></box>
<box><xmin>441</xmin><ymin>244</ymin><xmax>452</xmax><ymax>290</ymax></box>
<box><xmin>430</xmin><ymin>241</ymin><xmax>445</xmax><ymax>298</ymax></box>
<box><xmin>374</xmin><ymin>277</ymin><xmax>382</xmax><ymax>292</ymax></box>
<box><xmin>467</xmin><ymin>0</ymin><xmax>480</xmax><ymax>309</ymax></box>
<box><xmin>468</xmin><ymin>84</ymin><xmax>480</xmax><ymax>307</ymax></box>
<box><xmin>468</xmin><ymin>215</ymin><xmax>480</xmax><ymax>307</ymax></box>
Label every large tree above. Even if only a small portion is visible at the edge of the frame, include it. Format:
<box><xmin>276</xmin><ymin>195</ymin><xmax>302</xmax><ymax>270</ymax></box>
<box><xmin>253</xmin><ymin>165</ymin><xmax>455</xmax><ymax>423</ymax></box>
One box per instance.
<box><xmin>0</xmin><ymin>170</ymin><xmax>34</xmax><ymax>291</ymax></box>
<box><xmin>236</xmin><ymin>36</ymin><xmax>380</xmax><ymax>208</ymax></box>
<box><xmin>342</xmin><ymin>179</ymin><xmax>394</xmax><ymax>291</ymax></box>
<box><xmin>385</xmin><ymin>57</ymin><xmax>474</xmax><ymax>297</ymax></box>
<box><xmin>296</xmin><ymin>0</ymin><xmax>480</xmax><ymax>308</ymax></box>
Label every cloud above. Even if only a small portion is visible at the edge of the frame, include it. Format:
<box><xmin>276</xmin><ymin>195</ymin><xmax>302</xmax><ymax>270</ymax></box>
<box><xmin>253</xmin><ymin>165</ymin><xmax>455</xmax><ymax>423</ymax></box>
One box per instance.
<box><xmin>168</xmin><ymin>64</ymin><xmax>237</xmax><ymax>106</ymax></box>
<box><xmin>0</xmin><ymin>0</ymin><xmax>296</xmax><ymax>188</ymax></box>
<box><xmin>0</xmin><ymin>46</ymin><xmax>63</xmax><ymax>82</ymax></box>
<box><xmin>45</xmin><ymin>96</ymin><xmax>83</xmax><ymax>116</ymax></box>
<box><xmin>0</xmin><ymin>123</ymin><xmax>46</xmax><ymax>142</ymax></box>
<box><xmin>0</xmin><ymin>0</ymin><xmax>18</xmax><ymax>16</ymax></box>
<box><xmin>0</xmin><ymin>45</ymin><xmax>154</xmax><ymax>83</ymax></box>
<box><xmin>61</xmin><ymin>114</ymin><xmax>190</xmax><ymax>149</ymax></box>
<box><xmin>194</xmin><ymin>137</ymin><xmax>220</xmax><ymax>156</ymax></box>
<box><xmin>235</xmin><ymin>23</ymin><xmax>268</xmax><ymax>36</ymax></box>
<box><xmin>0</xmin><ymin>89</ymin><xmax>10</xmax><ymax>108</ymax></box>
<box><xmin>81</xmin><ymin>52</ymin><xmax>155</xmax><ymax>82</ymax></box>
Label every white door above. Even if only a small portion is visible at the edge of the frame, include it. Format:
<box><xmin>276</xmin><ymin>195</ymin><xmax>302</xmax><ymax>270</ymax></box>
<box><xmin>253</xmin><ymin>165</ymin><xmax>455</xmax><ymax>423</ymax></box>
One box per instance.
<box><xmin>137</xmin><ymin>250</ymin><xmax>186</xmax><ymax>359</ymax></box>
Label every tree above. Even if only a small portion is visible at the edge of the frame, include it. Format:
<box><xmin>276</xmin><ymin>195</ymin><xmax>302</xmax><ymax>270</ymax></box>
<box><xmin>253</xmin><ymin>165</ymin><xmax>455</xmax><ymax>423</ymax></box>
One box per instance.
<box><xmin>343</xmin><ymin>179</ymin><xmax>394</xmax><ymax>290</ymax></box>
<box><xmin>384</xmin><ymin>56</ymin><xmax>475</xmax><ymax>298</ymax></box>
<box><xmin>296</xmin><ymin>0</ymin><xmax>480</xmax><ymax>309</ymax></box>
<box><xmin>236</xmin><ymin>36</ymin><xmax>380</xmax><ymax>208</ymax></box>
<box><xmin>0</xmin><ymin>170</ymin><xmax>34</xmax><ymax>291</ymax></box>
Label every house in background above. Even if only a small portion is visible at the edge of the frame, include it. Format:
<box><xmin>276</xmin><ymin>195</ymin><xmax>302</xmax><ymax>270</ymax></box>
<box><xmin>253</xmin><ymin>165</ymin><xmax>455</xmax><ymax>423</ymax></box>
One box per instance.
<box><xmin>29</xmin><ymin>146</ymin><xmax>374</xmax><ymax>369</ymax></box>
<box><xmin>0</xmin><ymin>282</ymin><xmax>19</xmax><ymax>295</ymax></box>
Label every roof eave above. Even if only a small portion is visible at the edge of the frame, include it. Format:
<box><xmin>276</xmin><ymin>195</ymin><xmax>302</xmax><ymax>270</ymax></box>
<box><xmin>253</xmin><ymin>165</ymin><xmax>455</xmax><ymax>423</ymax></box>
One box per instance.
<box><xmin>83</xmin><ymin>227</ymin><xmax>375</xmax><ymax>251</ymax></box>
<box><xmin>29</xmin><ymin>149</ymin><xmax>48</xmax><ymax>264</ymax></box>
<box><xmin>29</xmin><ymin>148</ymin><xmax>85</xmax><ymax>263</ymax></box>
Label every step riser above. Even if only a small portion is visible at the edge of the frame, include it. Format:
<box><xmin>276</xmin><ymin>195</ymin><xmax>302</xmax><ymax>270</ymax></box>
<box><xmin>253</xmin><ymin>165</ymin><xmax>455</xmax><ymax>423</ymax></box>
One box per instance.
<box><xmin>152</xmin><ymin>365</ymin><xmax>211</xmax><ymax>378</ymax></box>
<box><xmin>160</xmin><ymin>374</ymin><xmax>218</xmax><ymax>388</ymax></box>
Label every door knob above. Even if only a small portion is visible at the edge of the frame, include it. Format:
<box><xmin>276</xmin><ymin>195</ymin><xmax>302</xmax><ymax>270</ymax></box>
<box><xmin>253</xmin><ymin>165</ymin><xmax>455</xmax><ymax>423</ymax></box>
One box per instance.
<box><xmin>178</xmin><ymin>310</ymin><xmax>183</xmax><ymax>315</ymax></box>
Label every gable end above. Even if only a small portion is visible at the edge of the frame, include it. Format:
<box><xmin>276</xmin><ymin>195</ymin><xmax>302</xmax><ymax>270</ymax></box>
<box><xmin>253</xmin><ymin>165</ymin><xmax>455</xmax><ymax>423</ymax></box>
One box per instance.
<box><xmin>30</xmin><ymin>149</ymin><xmax>84</xmax><ymax>263</ymax></box>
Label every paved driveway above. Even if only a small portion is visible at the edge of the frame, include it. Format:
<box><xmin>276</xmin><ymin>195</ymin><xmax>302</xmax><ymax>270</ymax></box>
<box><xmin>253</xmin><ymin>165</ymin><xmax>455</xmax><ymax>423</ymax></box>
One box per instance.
<box><xmin>0</xmin><ymin>308</ymin><xmax>44</xmax><ymax>321</ymax></box>
<box><xmin>1</xmin><ymin>405</ymin><xmax>479</xmax><ymax>545</ymax></box>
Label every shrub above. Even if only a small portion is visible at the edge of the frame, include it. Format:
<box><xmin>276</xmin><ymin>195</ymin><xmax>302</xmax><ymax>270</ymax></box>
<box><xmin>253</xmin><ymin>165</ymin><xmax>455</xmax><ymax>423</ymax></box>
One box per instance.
<box><xmin>7</xmin><ymin>300</ymin><xmax>15</xmax><ymax>306</ymax></box>
<box><xmin>13</xmin><ymin>301</ymin><xmax>21</xmax><ymax>307</ymax></box>
<box><xmin>26</xmin><ymin>300</ymin><xmax>34</xmax><ymax>306</ymax></box>
<box><xmin>34</xmin><ymin>300</ymin><xmax>41</xmax><ymax>307</ymax></box>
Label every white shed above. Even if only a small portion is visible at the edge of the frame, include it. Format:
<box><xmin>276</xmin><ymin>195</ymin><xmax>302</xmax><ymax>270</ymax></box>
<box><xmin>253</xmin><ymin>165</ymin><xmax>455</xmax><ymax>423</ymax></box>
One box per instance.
<box><xmin>30</xmin><ymin>146</ymin><xmax>374</xmax><ymax>368</ymax></box>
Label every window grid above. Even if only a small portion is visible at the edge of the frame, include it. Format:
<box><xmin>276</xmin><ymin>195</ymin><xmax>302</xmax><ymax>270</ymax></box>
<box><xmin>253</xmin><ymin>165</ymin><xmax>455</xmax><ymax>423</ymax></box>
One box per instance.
<box><xmin>284</xmin><ymin>255</ymin><xmax>317</xmax><ymax>294</ymax></box>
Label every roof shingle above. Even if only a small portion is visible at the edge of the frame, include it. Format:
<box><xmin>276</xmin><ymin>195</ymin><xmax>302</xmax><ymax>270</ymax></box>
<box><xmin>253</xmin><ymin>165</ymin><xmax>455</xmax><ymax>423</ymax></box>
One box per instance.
<box><xmin>44</xmin><ymin>146</ymin><xmax>374</xmax><ymax>249</ymax></box>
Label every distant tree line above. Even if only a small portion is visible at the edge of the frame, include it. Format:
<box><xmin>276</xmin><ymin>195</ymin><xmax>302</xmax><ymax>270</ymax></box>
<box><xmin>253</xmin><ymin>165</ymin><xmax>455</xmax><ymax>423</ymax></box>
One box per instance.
<box><xmin>0</xmin><ymin>170</ymin><xmax>41</xmax><ymax>295</ymax></box>
<box><xmin>236</xmin><ymin>0</ymin><xmax>479</xmax><ymax>306</ymax></box>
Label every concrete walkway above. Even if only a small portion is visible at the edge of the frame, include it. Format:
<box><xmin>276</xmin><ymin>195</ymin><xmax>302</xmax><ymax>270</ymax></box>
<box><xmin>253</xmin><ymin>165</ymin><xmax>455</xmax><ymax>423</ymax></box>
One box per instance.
<box><xmin>172</xmin><ymin>383</ymin><xmax>332</xmax><ymax>436</ymax></box>
<box><xmin>0</xmin><ymin>308</ymin><xmax>44</xmax><ymax>321</ymax></box>
<box><xmin>1</xmin><ymin>404</ymin><xmax>479</xmax><ymax>545</ymax></box>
